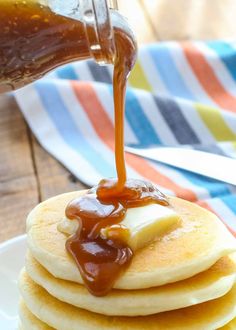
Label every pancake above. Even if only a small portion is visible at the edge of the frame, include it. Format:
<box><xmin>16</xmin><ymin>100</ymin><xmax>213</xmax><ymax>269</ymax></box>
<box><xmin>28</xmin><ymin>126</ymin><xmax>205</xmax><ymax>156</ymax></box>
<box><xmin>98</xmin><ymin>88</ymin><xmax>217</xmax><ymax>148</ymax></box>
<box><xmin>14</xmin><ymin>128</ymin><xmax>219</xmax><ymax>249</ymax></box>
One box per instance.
<box><xmin>25</xmin><ymin>252</ymin><xmax>236</xmax><ymax>316</ymax></box>
<box><xmin>19</xmin><ymin>270</ymin><xmax>236</xmax><ymax>330</ymax></box>
<box><xmin>19</xmin><ymin>304</ymin><xmax>236</xmax><ymax>330</ymax></box>
<box><xmin>19</xmin><ymin>300</ymin><xmax>54</xmax><ymax>330</ymax></box>
<box><xmin>26</xmin><ymin>191</ymin><xmax>236</xmax><ymax>290</ymax></box>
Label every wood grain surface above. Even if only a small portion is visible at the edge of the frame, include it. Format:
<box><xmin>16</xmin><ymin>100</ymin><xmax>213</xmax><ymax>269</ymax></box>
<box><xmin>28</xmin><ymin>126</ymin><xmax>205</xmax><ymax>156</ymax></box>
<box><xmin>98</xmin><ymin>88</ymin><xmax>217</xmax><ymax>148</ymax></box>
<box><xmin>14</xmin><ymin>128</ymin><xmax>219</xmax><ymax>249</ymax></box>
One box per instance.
<box><xmin>0</xmin><ymin>0</ymin><xmax>235</xmax><ymax>242</ymax></box>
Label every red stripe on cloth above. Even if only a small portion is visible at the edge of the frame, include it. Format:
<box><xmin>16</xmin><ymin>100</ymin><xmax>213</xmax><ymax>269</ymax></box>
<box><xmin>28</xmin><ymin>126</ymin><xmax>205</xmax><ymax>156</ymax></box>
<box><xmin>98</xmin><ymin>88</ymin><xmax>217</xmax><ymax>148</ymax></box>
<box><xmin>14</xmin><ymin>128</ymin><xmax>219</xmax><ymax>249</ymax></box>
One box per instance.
<box><xmin>182</xmin><ymin>42</ymin><xmax>236</xmax><ymax>113</ymax></box>
<box><xmin>197</xmin><ymin>200</ymin><xmax>236</xmax><ymax>237</ymax></box>
<box><xmin>71</xmin><ymin>81</ymin><xmax>197</xmax><ymax>201</ymax></box>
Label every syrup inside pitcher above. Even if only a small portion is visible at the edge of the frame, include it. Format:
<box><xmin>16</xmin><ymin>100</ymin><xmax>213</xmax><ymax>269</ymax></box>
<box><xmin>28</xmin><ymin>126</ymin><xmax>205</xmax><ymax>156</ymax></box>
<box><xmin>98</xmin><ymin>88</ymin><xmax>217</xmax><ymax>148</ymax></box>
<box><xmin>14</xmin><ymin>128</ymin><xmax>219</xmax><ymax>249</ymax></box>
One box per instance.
<box><xmin>0</xmin><ymin>0</ymin><xmax>136</xmax><ymax>93</ymax></box>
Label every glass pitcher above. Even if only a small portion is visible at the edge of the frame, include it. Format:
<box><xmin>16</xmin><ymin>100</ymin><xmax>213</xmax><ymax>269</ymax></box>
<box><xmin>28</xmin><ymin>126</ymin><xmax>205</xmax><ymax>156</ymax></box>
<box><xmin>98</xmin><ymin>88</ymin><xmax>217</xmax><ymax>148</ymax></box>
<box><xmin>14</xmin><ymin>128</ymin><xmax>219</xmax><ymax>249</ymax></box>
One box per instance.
<box><xmin>0</xmin><ymin>0</ymin><xmax>122</xmax><ymax>92</ymax></box>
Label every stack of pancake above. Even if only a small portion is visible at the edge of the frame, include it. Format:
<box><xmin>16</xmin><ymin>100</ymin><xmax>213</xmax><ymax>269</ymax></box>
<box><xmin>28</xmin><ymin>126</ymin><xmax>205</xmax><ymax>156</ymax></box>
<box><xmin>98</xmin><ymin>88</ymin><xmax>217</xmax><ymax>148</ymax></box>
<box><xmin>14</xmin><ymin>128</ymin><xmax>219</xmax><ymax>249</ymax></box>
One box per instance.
<box><xmin>18</xmin><ymin>191</ymin><xmax>236</xmax><ymax>329</ymax></box>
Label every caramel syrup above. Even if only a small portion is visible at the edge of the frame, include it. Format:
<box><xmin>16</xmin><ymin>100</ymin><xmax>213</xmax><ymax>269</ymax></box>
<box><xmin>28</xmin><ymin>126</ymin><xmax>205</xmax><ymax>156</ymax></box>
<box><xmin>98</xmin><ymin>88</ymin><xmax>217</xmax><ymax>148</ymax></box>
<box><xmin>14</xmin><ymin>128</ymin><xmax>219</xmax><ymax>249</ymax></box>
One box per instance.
<box><xmin>66</xmin><ymin>180</ymin><xmax>168</xmax><ymax>296</ymax></box>
<box><xmin>66</xmin><ymin>25</ymin><xmax>169</xmax><ymax>296</ymax></box>
<box><xmin>0</xmin><ymin>1</ymin><xmax>91</xmax><ymax>92</ymax></box>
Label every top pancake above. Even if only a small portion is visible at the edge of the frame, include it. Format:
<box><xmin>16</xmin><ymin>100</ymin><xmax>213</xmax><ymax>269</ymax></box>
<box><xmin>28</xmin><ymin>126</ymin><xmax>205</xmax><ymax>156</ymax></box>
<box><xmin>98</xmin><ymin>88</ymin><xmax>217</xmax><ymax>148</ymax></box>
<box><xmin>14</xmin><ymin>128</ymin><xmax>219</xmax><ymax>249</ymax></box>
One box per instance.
<box><xmin>26</xmin><ymin>191</ymin><xmax>236</xmax><ymax>290</ymax></box>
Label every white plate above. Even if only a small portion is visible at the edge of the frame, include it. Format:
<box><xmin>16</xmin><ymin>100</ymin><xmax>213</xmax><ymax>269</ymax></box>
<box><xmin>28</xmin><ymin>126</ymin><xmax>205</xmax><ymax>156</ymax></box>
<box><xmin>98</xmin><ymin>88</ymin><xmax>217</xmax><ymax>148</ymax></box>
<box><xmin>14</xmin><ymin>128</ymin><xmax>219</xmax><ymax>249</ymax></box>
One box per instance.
<box><xmin>0</xmin><ymin>235</ymin><xmax>27</xmax><ymax>330</ymax></box>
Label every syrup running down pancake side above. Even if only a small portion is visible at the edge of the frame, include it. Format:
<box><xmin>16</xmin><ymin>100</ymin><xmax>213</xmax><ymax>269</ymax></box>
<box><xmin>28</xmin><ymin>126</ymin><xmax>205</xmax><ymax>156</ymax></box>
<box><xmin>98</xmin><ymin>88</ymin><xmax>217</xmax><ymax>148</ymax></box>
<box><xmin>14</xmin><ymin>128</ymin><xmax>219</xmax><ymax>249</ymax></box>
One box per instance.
<box><xmin>66</xmin><ymin>15</ymin><xmax>169</xmax><ymax>296</ymax></box>
<box><xmin>66</xmin><ymin>180</ymin><xmax>168</xmax><ymax>296</ymax></box>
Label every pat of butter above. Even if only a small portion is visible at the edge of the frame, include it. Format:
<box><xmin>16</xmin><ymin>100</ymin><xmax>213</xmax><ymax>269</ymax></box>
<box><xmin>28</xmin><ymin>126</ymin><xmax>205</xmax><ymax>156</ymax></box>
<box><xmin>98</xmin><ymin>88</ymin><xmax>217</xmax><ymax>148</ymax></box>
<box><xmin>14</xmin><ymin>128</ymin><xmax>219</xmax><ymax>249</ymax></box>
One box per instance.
<box><xmin>101</xmin><ymin>204</ymin><xmax>180</xmax><ymax>251</ymax></box>
<box><xmin>58</xmin><ymin>203</ymin><xmax>180</xmax><ymax>252</ymax></box>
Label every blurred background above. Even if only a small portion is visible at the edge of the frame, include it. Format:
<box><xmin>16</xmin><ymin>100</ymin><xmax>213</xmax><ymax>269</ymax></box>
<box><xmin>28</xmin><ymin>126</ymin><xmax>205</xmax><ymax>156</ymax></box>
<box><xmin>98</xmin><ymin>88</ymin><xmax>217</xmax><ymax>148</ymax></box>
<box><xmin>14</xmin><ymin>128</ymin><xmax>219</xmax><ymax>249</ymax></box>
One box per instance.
<box><xmin>119</xmin><ymin>0</ymin><xmax>236</xmax><ymax>43</ymax></box>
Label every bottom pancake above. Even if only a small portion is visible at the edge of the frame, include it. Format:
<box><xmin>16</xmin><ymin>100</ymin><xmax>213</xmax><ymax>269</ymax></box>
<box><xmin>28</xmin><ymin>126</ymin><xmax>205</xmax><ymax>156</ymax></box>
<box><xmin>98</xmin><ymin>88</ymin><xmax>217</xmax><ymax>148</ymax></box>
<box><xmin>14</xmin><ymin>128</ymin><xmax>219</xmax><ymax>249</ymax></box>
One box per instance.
<box><xmin>25</xmin><ymin>252</ymin><xmax>236</xmax><ymax>316</ymax></box>
<box><xmin>19</xmin><ymin>300</ymin><xmax>54</xmax><ymax>330</ymax></box>
<box><xmin>19</xmin><ymin>269</ymin><xmax>236</xmax><ymax>330</ymax></box>
<box><xmin>19</xmin><ymin>303</ymin><xmax>236</xmax><ymax>330</ymax></box>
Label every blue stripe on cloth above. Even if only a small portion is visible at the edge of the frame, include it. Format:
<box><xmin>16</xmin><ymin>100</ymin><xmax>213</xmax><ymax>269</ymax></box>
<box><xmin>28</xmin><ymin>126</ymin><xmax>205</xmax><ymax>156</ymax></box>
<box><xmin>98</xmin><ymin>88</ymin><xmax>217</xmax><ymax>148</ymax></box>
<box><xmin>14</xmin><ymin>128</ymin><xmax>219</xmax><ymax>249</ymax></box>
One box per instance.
<box><xmin>148</xmin><ymin>44</ymin><xmax>195</xmax><ymax>100</ymax></box>
<box><xmin>207</xmin><ymin>41</ymin><xmax>236</xmax><ymax>82</ymax></box>
<box><xmin>35</xmin><ymin>82</ymin><xmax>114</xmax><ymax>177</ymax></box>
<box><xmin>176</xmin><ymin>169</ymin><xmax>231</xmax><ymax>198</ymax></box>
<box><xmin>221</xmin><ymin>194</ymin><xmax>236</xmax><ymax>213</ymax></box>
<box><xmin>125</xmin><ymin>88</ymin><xmax>161</xmax><ymax>146</ymax></box>
<box><xmin>55</xmin><ymin>65</ymin><xmax>79</xmax><ymax>80</ymax></box>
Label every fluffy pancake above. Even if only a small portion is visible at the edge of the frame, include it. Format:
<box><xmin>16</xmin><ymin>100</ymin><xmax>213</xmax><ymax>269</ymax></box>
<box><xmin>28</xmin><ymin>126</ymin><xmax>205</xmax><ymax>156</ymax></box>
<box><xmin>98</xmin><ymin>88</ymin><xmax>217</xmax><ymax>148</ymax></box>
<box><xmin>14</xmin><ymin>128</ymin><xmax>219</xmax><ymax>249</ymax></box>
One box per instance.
<box><xmin>25</xmin><ymin>252</ymin><xmax>236</xmax><ymax>316</ymax></box>
<box><xmin>19</xmin><ymin>304</ymin><xmax>236</xmax><ymax>330</ymax></box>
<box><xmin>19</xmin><ymin>270</ymin><xmax>236</xmax><ymax>330</ymax></box>
<box><xmin>26</xmin><ymin>191</ymin><xmax>236</xmax><ymax>290</ymax></box>
<box><xmin>19</xmin><ymin>300</ymin><xmax>54</xmax><ymax>330</ymax></box>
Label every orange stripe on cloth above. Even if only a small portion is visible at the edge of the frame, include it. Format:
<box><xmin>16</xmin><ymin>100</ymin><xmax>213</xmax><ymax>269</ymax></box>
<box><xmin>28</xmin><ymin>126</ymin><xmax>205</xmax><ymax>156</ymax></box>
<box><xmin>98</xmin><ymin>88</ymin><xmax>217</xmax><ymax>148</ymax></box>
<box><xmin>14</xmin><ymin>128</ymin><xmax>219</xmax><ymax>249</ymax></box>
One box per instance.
<box><xmin>197</xmin><ymin>200</ymin><xmax>236</xmax><ymax>238</ymax></box>
<box><xmin>182</xmin><ymin>42</ymin><xmax>236</xmax><ymax>113</ymax></box>
<box><xmin>71</xmin><ymin>81</ymin><xmax>197</xmax><ymax>201</ymax></box>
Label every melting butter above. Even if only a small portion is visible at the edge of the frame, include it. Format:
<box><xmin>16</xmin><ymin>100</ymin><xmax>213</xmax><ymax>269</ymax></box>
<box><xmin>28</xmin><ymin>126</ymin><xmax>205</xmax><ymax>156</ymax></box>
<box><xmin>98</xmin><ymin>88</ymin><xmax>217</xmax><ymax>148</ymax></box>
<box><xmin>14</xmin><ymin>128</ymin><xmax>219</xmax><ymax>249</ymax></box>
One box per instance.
<box><xmin>102</xmin><ymin>204</ymin><xmax>180</xmax><ymax>251</ymax></box>
<box><xmin>58</xmin><ymin>203</ymin><xmax>180</xmax><ymax>252</ymax></box>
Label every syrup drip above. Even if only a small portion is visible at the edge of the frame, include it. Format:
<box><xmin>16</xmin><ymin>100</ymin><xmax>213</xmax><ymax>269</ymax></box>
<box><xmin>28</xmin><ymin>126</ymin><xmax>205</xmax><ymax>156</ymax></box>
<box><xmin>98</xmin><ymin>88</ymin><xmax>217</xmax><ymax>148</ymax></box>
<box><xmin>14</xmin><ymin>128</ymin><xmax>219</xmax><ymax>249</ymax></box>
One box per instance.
<box><xmin>66</xmin><ymin>179</ymin><xmax>168</xmax><ymax>296</ymax></box>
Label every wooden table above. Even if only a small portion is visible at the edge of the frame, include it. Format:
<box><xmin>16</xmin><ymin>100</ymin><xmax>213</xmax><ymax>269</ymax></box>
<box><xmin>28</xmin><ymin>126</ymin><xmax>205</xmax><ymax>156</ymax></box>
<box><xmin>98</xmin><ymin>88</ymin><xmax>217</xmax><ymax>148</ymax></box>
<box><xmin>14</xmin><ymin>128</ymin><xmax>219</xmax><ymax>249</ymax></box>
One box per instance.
<box><xmin>1</xmin><ymin>0</ymin><xmax>236</xmax><ymax>243</ymax></box>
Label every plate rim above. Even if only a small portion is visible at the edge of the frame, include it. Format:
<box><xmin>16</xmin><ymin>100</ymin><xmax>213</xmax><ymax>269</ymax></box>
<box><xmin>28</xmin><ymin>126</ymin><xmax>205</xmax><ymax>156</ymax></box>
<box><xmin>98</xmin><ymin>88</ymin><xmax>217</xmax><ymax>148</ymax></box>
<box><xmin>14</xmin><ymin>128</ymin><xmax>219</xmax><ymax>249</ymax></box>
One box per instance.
<box><xmin>0</xmin><ymin>234</ymin><xmax>26</xmax><ymax>251</ymax></box>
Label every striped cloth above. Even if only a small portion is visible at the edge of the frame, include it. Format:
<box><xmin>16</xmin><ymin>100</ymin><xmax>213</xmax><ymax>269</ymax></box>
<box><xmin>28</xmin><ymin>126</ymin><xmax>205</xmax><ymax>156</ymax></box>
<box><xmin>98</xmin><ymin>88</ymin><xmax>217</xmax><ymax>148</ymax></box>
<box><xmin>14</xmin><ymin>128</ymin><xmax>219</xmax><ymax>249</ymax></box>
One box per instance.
<box><xmin>14</xmin><ymin>41</ymin><xmax>236</xmax><ymax>236</ymax></box>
